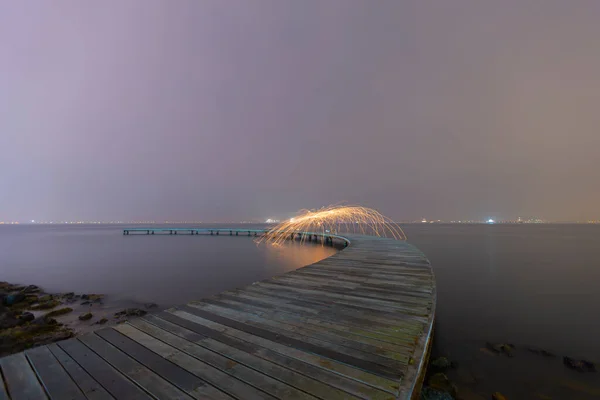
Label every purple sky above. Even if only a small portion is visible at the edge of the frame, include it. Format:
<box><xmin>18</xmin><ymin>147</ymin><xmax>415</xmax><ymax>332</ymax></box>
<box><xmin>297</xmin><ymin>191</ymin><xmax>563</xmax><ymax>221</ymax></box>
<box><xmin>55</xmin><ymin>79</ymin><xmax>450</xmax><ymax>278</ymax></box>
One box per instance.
<box><xmin>1</xmin><ymin>1</ymin><xmax>599</xmax><ymax>222</ymax></box>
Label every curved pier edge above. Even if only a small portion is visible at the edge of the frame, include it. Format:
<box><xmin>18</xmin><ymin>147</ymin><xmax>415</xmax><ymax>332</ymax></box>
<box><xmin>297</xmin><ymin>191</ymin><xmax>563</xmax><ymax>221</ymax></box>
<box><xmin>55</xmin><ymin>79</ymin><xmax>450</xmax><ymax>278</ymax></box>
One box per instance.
<box><xmin>0</xmin><ymin>229</ymin><xmax>436</xmax><ymax>400</ymax></box>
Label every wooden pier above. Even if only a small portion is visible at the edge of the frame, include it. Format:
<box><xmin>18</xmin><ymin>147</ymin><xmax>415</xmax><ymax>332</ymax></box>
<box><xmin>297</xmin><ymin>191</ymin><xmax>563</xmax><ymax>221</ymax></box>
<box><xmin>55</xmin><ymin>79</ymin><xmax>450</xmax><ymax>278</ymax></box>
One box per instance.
<box><xmin>0</xmin><ymin>230</ymin><xmax>435</xmax><ymax>400</ymax></box>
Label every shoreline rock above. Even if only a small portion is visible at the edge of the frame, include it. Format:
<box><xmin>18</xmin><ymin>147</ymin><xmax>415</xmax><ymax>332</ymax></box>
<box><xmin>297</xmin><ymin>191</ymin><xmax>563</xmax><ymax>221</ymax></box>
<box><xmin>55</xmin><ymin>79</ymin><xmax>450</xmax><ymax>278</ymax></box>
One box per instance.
<box><xmin>0</xmin><ymin>280</ymin><xmax>154</xmax><ymax>357</ymax></box>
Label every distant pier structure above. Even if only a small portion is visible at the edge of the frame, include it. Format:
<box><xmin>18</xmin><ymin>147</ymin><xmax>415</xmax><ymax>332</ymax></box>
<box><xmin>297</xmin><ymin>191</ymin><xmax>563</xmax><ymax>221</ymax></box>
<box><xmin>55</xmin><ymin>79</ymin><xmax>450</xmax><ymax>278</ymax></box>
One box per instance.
<box><xmin>0</xmin><ymin>228</ymin><xmax>435</xmax><ymax>400</ymax></box>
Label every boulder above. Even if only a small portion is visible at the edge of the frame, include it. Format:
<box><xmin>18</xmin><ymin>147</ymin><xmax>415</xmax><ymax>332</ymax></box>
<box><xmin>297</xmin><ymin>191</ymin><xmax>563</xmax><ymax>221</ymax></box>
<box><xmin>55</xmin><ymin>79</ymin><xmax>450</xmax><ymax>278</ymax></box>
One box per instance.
<box><xmin>527</xmin><ymin>347</ymin><xmax>555</xmax><ymax>357</ymax></box>
<box><xmin>78</xmin><ymin>313</ymin><xmax>93</xmax><ymax>321</ymax></box>
<box><xmin>421</xmin><ymin>386</ymin><xmax>454</xmax><ymax>400</ymax></box>
<box><xmin>44</xmin><ymin>308</ymin><xmax>73</xmax><ymax>318</ymax></box>
<box><xmin>431</xmin><ymin>357</ymin><xmax>452</xmax><ymax>370</ymax></box>
<box><xmin>0</xmin><ymin>312</ymin><xmax>23</xmax><ymax>329</ymax></box>
<box><xmin>20</xmin><ymin>285</ymin><xmax>40</xmax><ymax>294</ymax></box>
<box><xmin>4</xmin><ymin>293</ymin><xmax>26</xmax><ymax>306</ymax></box>
<box><xmin>428</xmin><ymin>373</ymin><xmax>458</xmax><ymax>397</ymax></box>
<box><xmin>31</xmin><ymin>300</ymin><xmax>61</xmax><ymax>310</ymax></box>
<box><xmin>564</xmin><ymin>356</ymin><xmax>596</xmax><ymax>372</ymax></box>
<box><xmin>115</xmin><ymin>308</ymin><xmax>147</xmax><ymax>317</ymax></box>
<box><xmin>486</xmin><ymin>342</ymin><xmax>514</xmax><ymax>357</ymax></box>
<box><xmin>582</xmin><ymin>360</ymin><xmax>596</xmax><ymax>372</ymax></box>
<box><xmin>19</xmin><ymin>312</ymin><xmax>35</xmax><ymax>322</ymax></box>
<box><xmin>95</xmin><ymin>318</ymin><xmax>108</xmax><ymax>325</ymax></box>
<box><xmin>144</xmin><ymin>303</ymin><xmax>158</xmax><ymax>309</ymax></box>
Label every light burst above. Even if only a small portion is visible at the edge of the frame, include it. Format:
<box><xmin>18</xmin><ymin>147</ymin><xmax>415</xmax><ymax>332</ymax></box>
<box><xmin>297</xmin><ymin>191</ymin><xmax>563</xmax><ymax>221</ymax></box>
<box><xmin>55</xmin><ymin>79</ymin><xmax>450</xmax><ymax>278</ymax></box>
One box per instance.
<box><xmin>257</xmin><ymin>205</ymin><xmax>406</xmax><ymax>246</ymax></box>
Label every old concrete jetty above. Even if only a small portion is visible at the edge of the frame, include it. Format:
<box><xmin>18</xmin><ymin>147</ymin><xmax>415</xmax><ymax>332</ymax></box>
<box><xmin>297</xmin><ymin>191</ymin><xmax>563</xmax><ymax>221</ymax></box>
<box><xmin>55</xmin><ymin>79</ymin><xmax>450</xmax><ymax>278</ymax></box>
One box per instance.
<box><xmin>0</xmin><ymin>229</ymin><xmax>435</xmax><ymax>400</ymax></box>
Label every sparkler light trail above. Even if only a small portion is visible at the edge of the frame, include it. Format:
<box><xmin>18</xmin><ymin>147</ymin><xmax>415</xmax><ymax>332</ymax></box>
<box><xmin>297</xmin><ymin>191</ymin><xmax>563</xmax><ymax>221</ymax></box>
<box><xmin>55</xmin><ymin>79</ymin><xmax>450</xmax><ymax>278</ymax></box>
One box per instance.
<box><xmin>257</xmin><ymin>205</ymin><xmax>406</xmax><ymax>246</ymax></box>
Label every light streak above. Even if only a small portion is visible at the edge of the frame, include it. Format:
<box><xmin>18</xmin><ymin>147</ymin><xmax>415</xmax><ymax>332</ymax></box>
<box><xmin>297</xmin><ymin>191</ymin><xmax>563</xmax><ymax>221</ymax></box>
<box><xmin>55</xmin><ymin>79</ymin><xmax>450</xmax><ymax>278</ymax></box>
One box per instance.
<box><xmin>256</xmin><ymin>205</ymin><xmax>406</xmax><ymax>246</ymax></box>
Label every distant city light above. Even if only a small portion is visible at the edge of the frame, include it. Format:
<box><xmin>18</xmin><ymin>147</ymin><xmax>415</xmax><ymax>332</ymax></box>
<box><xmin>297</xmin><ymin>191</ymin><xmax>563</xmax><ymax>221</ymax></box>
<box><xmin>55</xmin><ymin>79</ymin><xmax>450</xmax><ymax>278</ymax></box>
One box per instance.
<box><xmin>487</xmin><ymin>219</ymin><xmax>495</xmax><ymax>224</ymax></box>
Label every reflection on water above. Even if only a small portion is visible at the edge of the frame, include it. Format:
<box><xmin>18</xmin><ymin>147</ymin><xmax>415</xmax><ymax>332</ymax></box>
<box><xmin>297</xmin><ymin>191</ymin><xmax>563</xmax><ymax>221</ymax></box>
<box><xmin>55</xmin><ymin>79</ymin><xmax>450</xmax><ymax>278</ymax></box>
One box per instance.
<box><xmin>262</xmin><ymin>241</ymin><xmax>336</xmax><ymax>271</ymax></box>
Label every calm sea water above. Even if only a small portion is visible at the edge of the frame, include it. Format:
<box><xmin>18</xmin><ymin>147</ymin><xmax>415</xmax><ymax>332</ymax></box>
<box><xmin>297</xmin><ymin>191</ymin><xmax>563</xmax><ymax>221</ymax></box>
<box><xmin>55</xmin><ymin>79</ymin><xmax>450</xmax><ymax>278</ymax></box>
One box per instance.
<box><xmin>0</xmin><ymin>223</ymin><xmax>599</xmax><ymax>397</ymax></box>
<box><xmin>403</xmin><ymin>224</ymin><xmax>600</xmax><ymax>399</ymax></box>
<box><xmin>0</xmin><ymin>224</ymin><xmax>336</xmax><ymax>306</ymax></box>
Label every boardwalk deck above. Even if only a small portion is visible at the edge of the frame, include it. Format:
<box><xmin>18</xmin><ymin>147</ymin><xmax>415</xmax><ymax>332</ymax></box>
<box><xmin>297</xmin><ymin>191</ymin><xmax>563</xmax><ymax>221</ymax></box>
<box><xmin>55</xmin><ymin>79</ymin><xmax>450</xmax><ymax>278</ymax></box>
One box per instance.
<box><xmin>0</xmin><ymin>232</ymin><xmax>435</xmax><ymax>400</ymax></box>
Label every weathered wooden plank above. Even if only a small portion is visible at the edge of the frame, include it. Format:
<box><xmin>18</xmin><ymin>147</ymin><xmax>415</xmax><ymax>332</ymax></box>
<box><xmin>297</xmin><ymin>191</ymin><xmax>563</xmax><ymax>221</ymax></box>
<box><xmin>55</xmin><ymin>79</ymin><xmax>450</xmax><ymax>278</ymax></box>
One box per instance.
<box><xmin>214</xmin><ymin>294</ymin><xmax>415</xmax><ymax>352</ymax></box>
<box><xmin>243</xmin><ymin>284</ymin><xmax>428</xmax><ymax>323</ymax></box>
<box><xmin>153</xmin><ymin>313</ymin><xmax>398</xmax><ymax>399</ymax></box>
<box><xmin>25</xmin><ymin>346</ymin><xmax>86</xmax><ymax>400</ymax></box>
<box><xmin>46</xmin><ymin>343</ymin><xmax>114</xmax><ymax>400</ymax></box>
<box><xmin>113</xmin><ymin>322</ymin><xmax>278</xmax><ymax>400</ymax></box>
<box><xmin>260</xmin><ymin>280</ymin><xmax>431</xmax><ymax>305</ymax></box>
<box><xmin>178</xmin><ymin>305</ymin><xmax>403</xmax><ymax>381</ymax></box>
<box><xmin>268</xmin><ymin>275</ymin><xmax>432</xmax><ymax>307</ymax></box>
<box><xmin>95</xmin><ymin>329</ymin><xmax>232</xmax><ymax>400</ymax></box>
<box><xmin>152</xmin><ymin>312</ymin><xmax>364</xmax><ymax>400</ymax></box>
<box><xmin>79</xmin><ymin>333</ymin><xmax>192</xmax><ymax>400</ymax></box>
<box><xmin>58</xmin><ymin>338</ymin><xmax>152</xmax><ymax>400</ymax></box>
<box><xmin>226</xmin><ymin>288</ymin><xmax>425</xmax><ymax>333</ymax></box>
<box><xmin>284</xmin><ymin>272</ymin><xmax>434</xmax><ymax>298</ymax></box>
<box><xmin>187</xmin><ymin>301</ymin><xmax>409</xmax><ymax>370</ymax></box>
<box><xmin>248</xmin><ymin>282</ymin><xmax>430</xmax><ymax>318</ymax></box>
<box><xmin>0</xmin><ymin>352</ymin><xmax>48</xmax><ymax>400</ymax></box>
<box><xmin>223</xmin><ymin>288</ymin><xmax>425</xmax><ymax>331</ymax></box>
<box><xmin>203</xmin><ymin>297</ymin><xmax>413</xmax><ymax>360</ymax></box>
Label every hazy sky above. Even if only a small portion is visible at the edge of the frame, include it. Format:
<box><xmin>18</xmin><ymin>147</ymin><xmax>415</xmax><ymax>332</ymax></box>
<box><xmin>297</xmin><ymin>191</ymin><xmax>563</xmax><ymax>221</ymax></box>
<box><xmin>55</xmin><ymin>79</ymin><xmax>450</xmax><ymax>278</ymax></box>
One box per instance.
<box><xmin>1</xmin><ymin>1</ymin><xmax>599</xmax><ymax>222</ymax></box>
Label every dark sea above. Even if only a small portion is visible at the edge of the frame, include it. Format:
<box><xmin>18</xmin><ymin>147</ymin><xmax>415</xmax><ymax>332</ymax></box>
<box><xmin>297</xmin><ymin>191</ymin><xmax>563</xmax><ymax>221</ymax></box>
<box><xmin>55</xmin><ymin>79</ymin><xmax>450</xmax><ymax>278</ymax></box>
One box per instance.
<box><xmin>0</xmin><ymin>223</ymin><xmax>599</xmax><ymax>398</ymax></box>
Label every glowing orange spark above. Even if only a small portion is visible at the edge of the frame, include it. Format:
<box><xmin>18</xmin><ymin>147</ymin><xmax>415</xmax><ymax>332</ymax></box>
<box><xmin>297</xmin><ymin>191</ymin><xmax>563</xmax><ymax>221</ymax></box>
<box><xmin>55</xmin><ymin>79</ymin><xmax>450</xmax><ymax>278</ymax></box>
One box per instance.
<box><xmin>257</xmin><ymin>205</ymin><xmax>406</xmax><ymax>246</ymax></box>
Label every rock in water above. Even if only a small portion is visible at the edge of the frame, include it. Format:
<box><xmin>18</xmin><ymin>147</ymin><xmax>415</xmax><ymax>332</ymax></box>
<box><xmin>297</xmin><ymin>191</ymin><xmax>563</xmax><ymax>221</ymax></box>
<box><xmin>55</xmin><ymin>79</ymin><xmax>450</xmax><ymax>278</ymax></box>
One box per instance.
<box><xmin>30</xmin><ymin>300</ymin><xmax>61</xmax><ymax>310</ymax></box>
<box><xmin>95</xmin><ymin>318</ymin><xmax>108</xmax><ymax>325</ymax></box>
<box><xmin>582</xmin><ymin>360</ymin><xmax>596</xmax><ymax>372</ymax></box>
<box><xmin>45</xmin><ymin>308</ymin><xmax>73</xmax><ymax>318</ymax></box>
<box><xmin>19</xmin><ymin>312</ymin><xmax>35</xmax><ymax>322</ymax></box>
<box><xmin>564</xmin><ymin>356</ymin><xmax>596</xmax><ymax>372</ymax></box>
<box><xmin>492</xmin><ymin>392</ymin><xmax>507</xmax><ymax>400</ymax></box>
<box><xmin>486</xmin><ymin>342</ymin><xmax>514</xmax><ymax>357</ymax></box>
<box><xmin>115</xmin><ymin>308</ymin><xmax>147</xmax><ymax>317</ymax></box>
<box><xmin>21</xmin><ymin>285</ymin><xmax>40</xmax><ymax>294</ymax></box>
<box><xmin>144</xmin><ymin>303</ymin><xmax>158</xmax><ymax>309</ymax></box>
<box><xmin>431</xmin><ymin>357</ymin><xmax>452</xmax><ymax>370</ymax></box>
<box><xmin>428</xmin><ymin>373</ymin><xmax>458</xmax><ymax>397</ymax></box>
<box><xmin>79</xmin><ymin>313</ymin><xmax>93</xmax><ymax>321</ymax></box>
<box><xmin>421</xmin><ymin>386</ymin><xmax>454</xmax><ymax>400</ymax></box>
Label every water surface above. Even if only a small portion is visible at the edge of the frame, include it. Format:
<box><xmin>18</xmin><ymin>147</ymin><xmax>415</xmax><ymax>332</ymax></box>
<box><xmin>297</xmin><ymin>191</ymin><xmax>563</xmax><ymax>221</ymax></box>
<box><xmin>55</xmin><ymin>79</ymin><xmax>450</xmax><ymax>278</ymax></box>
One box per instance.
<box><xmin>0</xmin><ymin>224</ymin><xmax>336</xmax><ymax>306</ymax></box>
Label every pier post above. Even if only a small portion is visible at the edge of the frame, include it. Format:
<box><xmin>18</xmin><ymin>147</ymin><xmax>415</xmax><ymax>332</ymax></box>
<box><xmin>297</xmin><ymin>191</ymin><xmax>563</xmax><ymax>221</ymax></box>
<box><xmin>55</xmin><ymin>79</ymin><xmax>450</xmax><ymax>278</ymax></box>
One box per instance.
<box><xmin>230</xmin><ymin>230</ymin><xmax>232</xmax><ymax>236</ymax></box>
<box><xmin>236</xmin><ymin>231</ymin><xmax>238</xmax><ymax>236</ymax></box>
